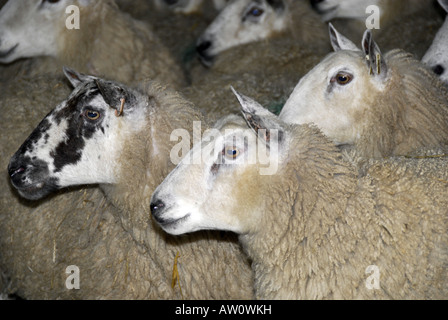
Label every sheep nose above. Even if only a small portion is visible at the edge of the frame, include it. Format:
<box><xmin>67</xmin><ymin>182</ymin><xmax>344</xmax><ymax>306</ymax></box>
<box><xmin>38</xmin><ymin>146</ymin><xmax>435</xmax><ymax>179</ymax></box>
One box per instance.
<box><xmin>150</xmin><ymin>199</ymin><xmax>166</xmax><ymax>218</ymax></box>
<box><xmin>433</xmin><ymin>64</ymin><xmax>445</xmax><ymax>76</ymax></box>
<box><xmin>310</xmin><ymin>0</ymin><xmax>325</xmax><ymax>9</ymax></box>
<box><xmin>197</xmin><ymin>40</ymin><xmax>212</xmax><ymax>56</ymax></box>
<box><xmin>8</xmin><ymin>166</ymin><xmax>26</xmax><ymax>179</ymax></box>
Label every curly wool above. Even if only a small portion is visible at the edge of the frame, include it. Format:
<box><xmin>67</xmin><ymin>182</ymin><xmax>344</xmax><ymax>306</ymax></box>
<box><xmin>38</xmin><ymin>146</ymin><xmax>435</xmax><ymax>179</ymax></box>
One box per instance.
<box><xmin>236</xmin><ymin>123</ymin><xmax>448</xmax><ymax>299</ymax></box>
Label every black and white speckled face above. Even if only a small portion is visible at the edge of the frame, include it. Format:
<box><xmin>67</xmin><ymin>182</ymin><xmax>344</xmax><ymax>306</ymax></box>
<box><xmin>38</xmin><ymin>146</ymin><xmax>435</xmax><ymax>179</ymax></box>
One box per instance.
<box><xmin>8</xmin><ymin>68</ymin><xmax>142</xmax><ymax>200</ymax></box>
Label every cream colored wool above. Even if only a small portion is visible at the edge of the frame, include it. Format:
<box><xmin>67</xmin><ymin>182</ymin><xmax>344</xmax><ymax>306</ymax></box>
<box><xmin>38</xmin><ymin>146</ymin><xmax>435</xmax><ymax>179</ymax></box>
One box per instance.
<box><xmin>0</xmin><ymin>75</ymin><xmax>253</xmax><ymax>299</ymax></box>
<box><xmin>229</xmin><ymin>121</ymin><xmax>447</xmax><ymax>299</ymax></box>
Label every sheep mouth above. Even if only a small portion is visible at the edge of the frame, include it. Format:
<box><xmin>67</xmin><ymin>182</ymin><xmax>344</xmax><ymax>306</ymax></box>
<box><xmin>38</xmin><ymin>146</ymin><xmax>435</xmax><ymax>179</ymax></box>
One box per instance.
<box><xmin>197</xmin><ymin>52</ymin><xmax>214</xmax><ymax>68</ymax></box>
<box><xmin>0</xmin><ymin>43</ymin><xmax>19</xmax><ymax>60</ymax></box>
<box><xmin>154</xmin><ymin>213</ymin><xmax>191</xmax><ymax>231</ymax></box>
<box><xmin>12</xmin><ymin>179</ymin><xmax>58</xmax><ymax>201</ymax></box>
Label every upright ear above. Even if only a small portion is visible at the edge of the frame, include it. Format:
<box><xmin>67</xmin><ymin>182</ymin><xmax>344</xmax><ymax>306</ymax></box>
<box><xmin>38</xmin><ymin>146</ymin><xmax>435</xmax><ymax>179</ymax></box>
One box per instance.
<box><xmin>95</xmin><ymin>79</ymin><xmax>136</xmax><ymax>116</ymax></box>
<box><xmin>63</xmin><ymin>67</ymin><xmax>96</xmax><ymax>87</ymax></box>
<box><xmin>231</xmin><ymin>86</ymin><xmax>284</xmax><ymax>146</ymax></box>
<box><xmin>438</xmin><ymin>0</ymin><xmax>448</xmax><ymax>13</ymax></box>
<box><xmin>362</xmin><ymin>29</ymin><xmax>387</xmax><ymax>79</ymax></box>
<box><xmin>328</xmin><ymin>23</ymin><xmax>360</xmax><ymax>52</ymax></box>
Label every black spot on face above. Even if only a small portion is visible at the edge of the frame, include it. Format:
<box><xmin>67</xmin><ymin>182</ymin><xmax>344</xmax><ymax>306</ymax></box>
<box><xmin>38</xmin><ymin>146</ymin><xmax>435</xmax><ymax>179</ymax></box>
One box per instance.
<box><xmin>49</xmin><ymin>83</ymin><xmax>106</xmax><ymax>173</ymax></box>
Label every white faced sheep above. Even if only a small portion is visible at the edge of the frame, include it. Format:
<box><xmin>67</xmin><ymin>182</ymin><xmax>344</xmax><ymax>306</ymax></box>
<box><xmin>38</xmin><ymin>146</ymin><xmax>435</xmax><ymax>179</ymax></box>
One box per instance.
<box><xmin>184</xmin><ymin>0</ymin><xmax>329</xmax><ymax>121</ymax></box>
<box><xmin>150</xmin><ymin>88</ymin><xmax>448</xmax><ymax>299</ymax></box>
<box><xmin>195</xmin><ymin>0</ymin><xmax>328</xmax><ymax>67</ymax></box>
<box><xmin>0</xmin><ymin>0</ymin><xmax>185</xmax><ymax>88</ymax></box>
<box><xmin>1</xmin><ymin>70</ymin><xmax>253</xmax><ymax>299</ymax></box>
<box><xmin>422</xmin><ymin>0</ymin><xmax>448</xmax><ymax>83</ymax></box>
<box><xmin>279</xmin><ymin>24</ymin><xmax>448</xmax><ymax>158</ymax></box>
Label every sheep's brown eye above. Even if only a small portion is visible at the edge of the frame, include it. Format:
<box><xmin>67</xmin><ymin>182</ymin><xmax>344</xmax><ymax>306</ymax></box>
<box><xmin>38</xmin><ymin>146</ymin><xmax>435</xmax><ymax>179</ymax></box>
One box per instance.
<box><xmin>84</xmin><ymin>110</ymin><xmax>100</xmax><ymax>121</ymax></box>
<box><xmin>45</xmin><ymin>0</ymin><xmax>61</xmax><ymax>3</ymax></box>
<box><xmin>224</xmin><ymin>146</ymin><xmax>240</xmax><ymax>160</ymax></box>
<box><xmin>333</xmin><ymin>72</ymin><xmax>353</xmax><ymax>85</ymax></box>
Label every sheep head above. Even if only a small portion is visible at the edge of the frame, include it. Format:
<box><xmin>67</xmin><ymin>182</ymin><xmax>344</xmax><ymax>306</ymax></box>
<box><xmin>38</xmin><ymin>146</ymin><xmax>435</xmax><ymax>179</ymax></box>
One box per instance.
<box><xmin>279</xmin><ymin>24</ymin><xmax>390</xmax><ymax>148</ymax></box>
<box><xmin>150</xmin><ymin>88</ymin><xmax>289</xmax><ymax>235</ymax></box>
<box><xmin>7</xmin><ymin>67</ymin><xmax>144</xmax><ymax>200</ymax></box>
<box><xmin>196</xmin><ymin>0</ymin><xmax>287</xmax><ymax>67</ymax></box>
<box><xmin>0</xmin><ymin>0</ymin><xmax>97</xmax><ymax>64</ymax></box>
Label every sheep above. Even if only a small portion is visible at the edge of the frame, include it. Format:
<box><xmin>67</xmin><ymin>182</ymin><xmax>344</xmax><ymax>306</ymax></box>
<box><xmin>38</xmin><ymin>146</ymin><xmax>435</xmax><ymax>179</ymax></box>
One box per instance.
<box><xmin>184</xmin><ymin>0</ymin><xmax>330</xmax><ymax>121</ymax></box>
<box><xmin>150</xmin><ymin>88</ymin><xmax>448</xmax><ymax>299</ymax></box>
<box><xmin>422</xmin><ymin>0</ymin><xmax>448</xmax><ymax>83</ymax></box>
<box><xmin>278</xmin><ymin>25</ymin><xmax>448</xmax><ymax>159</ymax></box>
<box><xmin>195</xmin><ymin>0</ymin><xmax>328</xmax><ymax>67</ymax></box>
<box><xmin>0</xmin><ymin>0</ymin><xmax>185</xmax><ymax>88</ymax></box>
<box><xmin>310</xmin><ymin>0</ymin><xmax>443</xmax><ymax>59</ymax></box>
<box><xmin>0</xmin><ymin>70</ymin><xmax>254</xmax><ymax>299</ymax></box>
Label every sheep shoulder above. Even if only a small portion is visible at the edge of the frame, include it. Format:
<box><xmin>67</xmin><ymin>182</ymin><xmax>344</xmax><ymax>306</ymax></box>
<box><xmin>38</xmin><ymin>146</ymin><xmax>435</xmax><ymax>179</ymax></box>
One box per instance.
<box><xmin>241</xmin><ymin>125</ymin><xmax>448</xmax><ymax>299</ymax></box>
<box><xmin>356</xmin><ymin>50</ymin><xmax>448</xmax><ymax>158</ymax></box>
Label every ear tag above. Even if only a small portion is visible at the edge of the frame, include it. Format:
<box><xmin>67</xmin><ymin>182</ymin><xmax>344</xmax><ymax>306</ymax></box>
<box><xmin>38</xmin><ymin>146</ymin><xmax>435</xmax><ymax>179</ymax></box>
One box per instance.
<box><xmin>115</xmin><ymin>98</ymin><xmax>125</xmax><ymax>117</ymax></box>
<box><xmin>376</xmin><ymin>53</ymin><xmax>381</xmax><ymax>75</ymax></box>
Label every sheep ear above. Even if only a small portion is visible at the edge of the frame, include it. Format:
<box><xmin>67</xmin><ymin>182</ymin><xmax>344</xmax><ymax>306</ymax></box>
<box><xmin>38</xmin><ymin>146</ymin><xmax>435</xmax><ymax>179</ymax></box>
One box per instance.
<box><xmin>328</xmin><ymin>23</ymin><xmax>359</xmax><ymax>52</ymax></box>
<box><xmin>231</xmin><ymin>87</ymin><xmax>284</xmax><ymax>146</ymax></box>
<box><xmin>95</xmin><ymin>79</ymin><xmax>135</xmax><ymax>115</ymax></box>
<box><xmin>438</xmin><ymin>0</ymin><xmax>448</xmax><ymax>13</ymax></box>
<box><xmin>362</xmin><ymin>29</ymin><xmax>387</xmax><ymax>79</ymax></box>
<box><xmin>63</xmin><ymin>67</ymin><xmax>95</xmax><ymax>87</ymax></box>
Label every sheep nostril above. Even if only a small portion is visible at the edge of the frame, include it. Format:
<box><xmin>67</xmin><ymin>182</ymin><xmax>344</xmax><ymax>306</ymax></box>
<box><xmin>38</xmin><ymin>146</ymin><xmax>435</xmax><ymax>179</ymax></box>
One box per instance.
<box><xmin>433</xmin><ymin>64</ymin><xmax>445</xmax><ymax>76</ymax></box>
<box><xmin>150</xmin><ymin>199</ymin><xmax>165</xmax><ymax>216</ymax></box>
<box><xmin>196</xmin><ymin>40</ymin><xmax>212</xmax><ymax>55</ymax></box>
<box><xmin>9</xmin><ymin>166</ymin><xmax>25</xmax><ymax>178</ymax></box>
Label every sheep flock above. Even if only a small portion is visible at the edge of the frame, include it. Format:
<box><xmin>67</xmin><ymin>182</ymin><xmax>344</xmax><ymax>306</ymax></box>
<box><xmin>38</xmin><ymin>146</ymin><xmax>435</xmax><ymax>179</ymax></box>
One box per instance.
<box><xmin>0</xmin><ymin>0</ymin><xmax>447</xmax><ymax>301</ymax></box>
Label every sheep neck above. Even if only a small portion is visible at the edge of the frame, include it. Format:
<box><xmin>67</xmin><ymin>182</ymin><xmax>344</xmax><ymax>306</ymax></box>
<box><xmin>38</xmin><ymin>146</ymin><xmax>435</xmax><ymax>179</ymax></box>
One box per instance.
<box><xmin>100</xmin><ymin>84</ymin><xmax>204</xmax><ymax>249</ymax></box>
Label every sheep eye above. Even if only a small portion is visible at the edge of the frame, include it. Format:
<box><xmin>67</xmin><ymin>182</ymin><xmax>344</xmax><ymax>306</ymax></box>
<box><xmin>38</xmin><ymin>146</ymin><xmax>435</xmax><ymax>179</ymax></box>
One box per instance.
<box><xmin>84</xmin><ymin>110</ymin><xmax>100</xmax><ymax>121</ymax></box>
<box><xmin>248</xmin><ymin>6</ymin><xmax>264</xmax><ymax>17</ymax></box>
<box><xmin>43</xmin><ymin>0</ymin><xmax>61</xmax><ymax>4</ymax></box>
<box><xmin>224</xmin><ymin>146</ymin><xmax>240</xmax><ymax>160</ymax></box>
<box><xmin>332</xmin><ymin>72</ymin><xmax>353</xmax><ymax>85</ymax></box>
